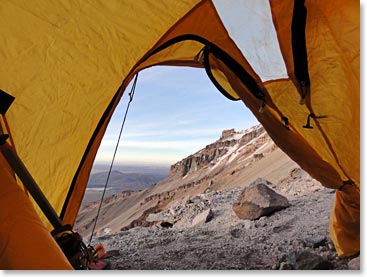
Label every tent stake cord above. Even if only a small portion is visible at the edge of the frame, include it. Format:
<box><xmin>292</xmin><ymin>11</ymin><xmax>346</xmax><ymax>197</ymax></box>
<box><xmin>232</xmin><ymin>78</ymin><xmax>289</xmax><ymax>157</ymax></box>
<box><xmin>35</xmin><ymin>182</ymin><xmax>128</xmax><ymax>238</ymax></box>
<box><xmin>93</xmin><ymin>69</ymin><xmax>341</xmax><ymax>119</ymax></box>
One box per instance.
<box><xmin>88</xmin><ymin>73</ymin><xmax>139</xmax><ymax>245</ymax></box>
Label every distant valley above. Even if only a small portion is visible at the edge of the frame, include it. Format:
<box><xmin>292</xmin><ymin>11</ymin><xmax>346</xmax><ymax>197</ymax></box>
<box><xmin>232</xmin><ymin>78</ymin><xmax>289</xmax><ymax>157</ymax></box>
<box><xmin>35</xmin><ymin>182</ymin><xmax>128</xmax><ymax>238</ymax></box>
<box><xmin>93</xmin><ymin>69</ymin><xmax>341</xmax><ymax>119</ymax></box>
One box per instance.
<box><xmin>87</xmin><ymin>170</ymin><xmax>168</xmax><ymax>191</ymax></box>
<box><xmin>81</xmin><ymin>165</ymin><xmax>169</xmax><ymax>207</ymax></box>
<box><xmin>90</xmin><ymin>163</ymin><xmax>170</xmax><ymax>176</ymax></box>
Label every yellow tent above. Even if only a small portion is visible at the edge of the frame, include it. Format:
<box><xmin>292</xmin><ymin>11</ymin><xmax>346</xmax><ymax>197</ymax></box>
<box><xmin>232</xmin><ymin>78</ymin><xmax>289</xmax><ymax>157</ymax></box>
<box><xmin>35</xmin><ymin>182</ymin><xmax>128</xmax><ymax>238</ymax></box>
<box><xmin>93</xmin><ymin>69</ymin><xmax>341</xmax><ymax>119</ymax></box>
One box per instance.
<box><xmin>0</xmin><ymin>0</ymin><xmax>359</xmax><ymax>269</ymax></box>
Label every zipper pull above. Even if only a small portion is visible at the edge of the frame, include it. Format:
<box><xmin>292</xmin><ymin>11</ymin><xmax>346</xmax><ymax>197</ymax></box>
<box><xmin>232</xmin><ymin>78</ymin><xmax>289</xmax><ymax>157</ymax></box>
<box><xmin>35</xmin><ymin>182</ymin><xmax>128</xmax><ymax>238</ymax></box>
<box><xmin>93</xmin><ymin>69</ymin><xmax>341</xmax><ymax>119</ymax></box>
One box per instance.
<box><xmin>194</xmin><ymin>47</ymin><xmax>206</xmax><ymax>65</ymax></box>
<box><xmin>303</xmin><ymin>113</ymin><xmax>327</xmax><ymax>129</ymax></box>
<box><xmin>303</xmin><ymin>113</ymin><xmax>315</xmax><ymax>129</ymax></box>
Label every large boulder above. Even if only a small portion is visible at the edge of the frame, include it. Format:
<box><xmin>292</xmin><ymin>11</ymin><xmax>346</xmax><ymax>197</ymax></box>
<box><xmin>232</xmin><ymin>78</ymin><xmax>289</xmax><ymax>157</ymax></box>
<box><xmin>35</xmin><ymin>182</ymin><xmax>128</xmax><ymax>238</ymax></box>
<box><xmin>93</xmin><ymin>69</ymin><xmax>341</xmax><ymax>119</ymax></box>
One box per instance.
<box><xmin>232</xmin><ymin>179</ymin><xmax>289</xmax><ymax>220</ymax></box>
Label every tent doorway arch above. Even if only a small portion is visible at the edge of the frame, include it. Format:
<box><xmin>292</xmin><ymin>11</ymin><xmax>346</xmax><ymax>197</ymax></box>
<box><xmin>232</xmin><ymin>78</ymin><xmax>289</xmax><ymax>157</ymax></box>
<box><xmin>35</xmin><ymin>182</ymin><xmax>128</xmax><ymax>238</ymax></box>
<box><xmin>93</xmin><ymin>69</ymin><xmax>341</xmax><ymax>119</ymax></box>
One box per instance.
<box><xmin>78</xmin><ymin>65</ymin><xmax>259</xmax><ymax>207</ymax></box>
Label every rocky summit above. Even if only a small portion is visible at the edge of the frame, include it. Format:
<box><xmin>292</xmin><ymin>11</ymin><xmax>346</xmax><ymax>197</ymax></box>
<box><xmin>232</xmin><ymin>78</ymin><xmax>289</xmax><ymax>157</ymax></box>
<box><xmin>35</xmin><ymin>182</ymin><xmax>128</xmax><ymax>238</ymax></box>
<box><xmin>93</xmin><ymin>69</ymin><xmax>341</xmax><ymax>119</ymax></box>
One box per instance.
<box><xmin>75</xmin><ymin>124</ymin><xmax>359</xmax><ymax>270</ymax></box>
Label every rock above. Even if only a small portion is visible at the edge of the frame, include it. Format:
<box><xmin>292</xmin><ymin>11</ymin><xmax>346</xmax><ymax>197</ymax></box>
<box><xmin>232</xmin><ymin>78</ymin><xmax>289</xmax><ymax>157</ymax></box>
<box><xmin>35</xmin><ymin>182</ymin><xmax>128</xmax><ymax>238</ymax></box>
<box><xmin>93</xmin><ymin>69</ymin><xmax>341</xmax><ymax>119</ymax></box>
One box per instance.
<box><xmin>241</xmin><ymin>219</ymin><xmax>253</xmax><ymax>230</ymax></box>
<box><xmin>230</xmin><ymin>228</ymin><xmax>241</xmax><ymax>238</ymax></box>
<box><xmin>189</xmin><ymin>195</ymin><xmax>202</xmax><ymax>203</ymax></box>
<box><xmin>256</xmin><ymin>216</ymin><xmax>268</xmax><ymax>228</ymax></box>
<box><xmin>279</xmin><ymin>262</ymin><xmax>293</xmax><ymax>270</ymax></box>
<box><xmin>103</xmin><ymin>227</ymin><xmax>112</xmax><ymax>234</ymax></box>
<box><xmin>281</xmin><ymin>251</ymin><xmax>332</xmax><ymax>270</ymax></box>
<box><xmin>290</xmin><ymin>167</ymin><xmax>305</xmax><ymax>180</ymax></box>
<box><xmin>253</xmin><ymin>153</ymin><xmax>264</xmax><ymax>160</ymax></box>
<box><xmin>348</xmin><ymin>256</ymin><xmax>360</xmax><ymax>270</ymax></box>
<box><xmin>327</xmin><ymin>242</ymin><xmax>335</xmax><ymax>251</ymax></box>
<box><xmin>146</xmin><ymin>213</ymin><xmax>159</xmax><ymax>222</ymax></box>
<box><xmin>159</xmin><ymin>221</ymin><xmax>174</xmax><ymax>228</ymax></box>
<box><xmin>146</xmin><ymin>212</ymin><xmax>172</xmax><ymax>223</ymax></box>
<box><xmin>248</xmin><ymin>177</ymin><xmax>274</xmax><ymax>187</ymax></box>
<box><xmin>221</xmin><ymin>129</ymin><xmax>236</xmax><ymax>139</ymax></box>
<box><xmin>191</xmin><ymin>209</ymin><xmax>214</xmax><ymax>226</ymax></box>
<box><xmin>105</xmin><ymin>249</ymin><xmax>121</xmax><ymax>258</ymax></box>
<box><xmin>304</xmin><ymin>236</ymin><xmax>327</xmax><ymax>248</ymax></box>
<box><xmin>232</xmin><ymin>179</ymin><xmax>289</xmax><ymax>220</ymax></box>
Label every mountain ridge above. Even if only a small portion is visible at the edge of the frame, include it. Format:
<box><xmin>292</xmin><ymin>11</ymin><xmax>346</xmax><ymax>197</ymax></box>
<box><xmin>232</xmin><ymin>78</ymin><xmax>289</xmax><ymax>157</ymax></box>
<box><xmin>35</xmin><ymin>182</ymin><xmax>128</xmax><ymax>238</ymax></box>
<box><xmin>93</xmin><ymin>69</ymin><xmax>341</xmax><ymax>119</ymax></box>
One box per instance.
<box><xmin>75</xmin><ymin>124</ymin><xmax>298</xmax><ymax>237</ymax></box>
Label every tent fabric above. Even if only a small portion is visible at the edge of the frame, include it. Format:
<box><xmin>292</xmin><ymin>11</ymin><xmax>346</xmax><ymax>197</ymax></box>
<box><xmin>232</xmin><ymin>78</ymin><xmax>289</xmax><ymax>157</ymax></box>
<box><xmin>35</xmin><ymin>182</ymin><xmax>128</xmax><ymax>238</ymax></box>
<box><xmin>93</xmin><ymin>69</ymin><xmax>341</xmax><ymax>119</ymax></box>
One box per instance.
<box><xmin>0</xmin><ymin>0</ymin><xmax>202</xmax><ymax>228</ymax></box>
<box><xmin>0</xmin><ymin>0</ymin><xmax>359</xmax><ymax>268</ymax></box>
<box><xmin>213</xmin><ymin>0</ymin><xmax>289</xmax><ymax>82</ymax></box>
<box><xmin>0</xmin><ymin>152</ymin><xmax>72</xmax><ymax>269</ymax></box>
<box><xmin>329</xmin><ymin>185</ymin><xmax>360</xmax><ymax>257</ymax></box>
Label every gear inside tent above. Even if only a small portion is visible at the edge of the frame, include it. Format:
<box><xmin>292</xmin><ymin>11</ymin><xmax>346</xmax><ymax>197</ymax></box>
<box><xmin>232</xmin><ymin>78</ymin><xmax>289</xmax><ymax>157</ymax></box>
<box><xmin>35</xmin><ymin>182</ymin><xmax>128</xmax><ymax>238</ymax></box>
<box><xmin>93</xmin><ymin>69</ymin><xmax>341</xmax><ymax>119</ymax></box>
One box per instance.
<box><xmin>0</xmin><ymin>0</ymin><xmax>359</xmax><ymax>269</ymax></box>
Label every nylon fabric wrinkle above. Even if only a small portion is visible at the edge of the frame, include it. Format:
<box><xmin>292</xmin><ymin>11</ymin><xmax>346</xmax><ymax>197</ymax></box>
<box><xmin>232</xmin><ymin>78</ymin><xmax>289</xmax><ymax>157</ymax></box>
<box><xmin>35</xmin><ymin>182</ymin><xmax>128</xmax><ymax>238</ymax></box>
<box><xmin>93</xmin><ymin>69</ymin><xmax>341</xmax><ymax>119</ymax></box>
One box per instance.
<box><xmin>5</xmin><ymin>1</ymin><xmax>68</xmax><ymax>29</ymax></box>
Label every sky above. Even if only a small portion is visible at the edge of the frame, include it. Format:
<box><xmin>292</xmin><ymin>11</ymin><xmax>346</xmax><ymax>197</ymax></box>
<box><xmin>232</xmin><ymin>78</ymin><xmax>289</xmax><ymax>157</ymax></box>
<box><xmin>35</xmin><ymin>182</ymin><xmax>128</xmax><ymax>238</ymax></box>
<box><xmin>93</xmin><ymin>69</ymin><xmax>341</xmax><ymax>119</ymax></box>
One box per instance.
<box><xmin>94</xmin><ymin>66</ymin><xmax>259</xmax><ymax>166</ymax></box>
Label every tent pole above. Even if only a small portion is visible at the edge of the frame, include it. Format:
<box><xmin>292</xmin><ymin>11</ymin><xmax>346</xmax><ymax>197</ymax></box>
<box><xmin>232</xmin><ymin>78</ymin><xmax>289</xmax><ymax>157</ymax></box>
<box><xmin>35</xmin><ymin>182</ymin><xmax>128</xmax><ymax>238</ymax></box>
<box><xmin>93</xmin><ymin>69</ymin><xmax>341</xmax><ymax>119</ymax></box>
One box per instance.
<box><xmin>0</xmin><ymin>134</ymin><xmax>63</xmax><ymax>229</ymax></box>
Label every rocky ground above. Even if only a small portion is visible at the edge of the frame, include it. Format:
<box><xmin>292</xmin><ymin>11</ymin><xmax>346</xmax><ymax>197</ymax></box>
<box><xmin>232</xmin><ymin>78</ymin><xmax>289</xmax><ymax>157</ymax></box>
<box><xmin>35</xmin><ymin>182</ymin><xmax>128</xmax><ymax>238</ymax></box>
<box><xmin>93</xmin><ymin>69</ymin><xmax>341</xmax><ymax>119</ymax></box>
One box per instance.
<box><xmin>89</xmin><ymin>169</ymin><xmax>360</xmax><ymax>270</ymax></box>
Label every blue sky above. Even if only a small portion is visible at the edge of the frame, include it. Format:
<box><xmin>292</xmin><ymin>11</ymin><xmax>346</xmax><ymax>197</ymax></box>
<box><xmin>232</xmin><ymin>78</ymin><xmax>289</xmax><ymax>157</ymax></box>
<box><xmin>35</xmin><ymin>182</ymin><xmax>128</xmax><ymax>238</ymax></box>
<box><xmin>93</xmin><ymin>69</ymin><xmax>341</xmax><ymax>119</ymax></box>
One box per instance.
<box><xmin>95</xmin><ymin>66</ymin><xmax>258</xmax><ymax>166</ymax></box>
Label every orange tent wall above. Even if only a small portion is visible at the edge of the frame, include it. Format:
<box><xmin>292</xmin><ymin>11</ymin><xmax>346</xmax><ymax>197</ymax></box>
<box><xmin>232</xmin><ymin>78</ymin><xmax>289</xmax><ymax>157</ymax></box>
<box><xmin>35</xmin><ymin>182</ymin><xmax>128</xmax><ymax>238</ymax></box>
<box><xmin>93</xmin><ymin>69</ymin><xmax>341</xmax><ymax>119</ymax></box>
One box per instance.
<box><xmin>0</xmin><ymin>152</ymin><xmax>72</xmax><ymax>270</ymax></box>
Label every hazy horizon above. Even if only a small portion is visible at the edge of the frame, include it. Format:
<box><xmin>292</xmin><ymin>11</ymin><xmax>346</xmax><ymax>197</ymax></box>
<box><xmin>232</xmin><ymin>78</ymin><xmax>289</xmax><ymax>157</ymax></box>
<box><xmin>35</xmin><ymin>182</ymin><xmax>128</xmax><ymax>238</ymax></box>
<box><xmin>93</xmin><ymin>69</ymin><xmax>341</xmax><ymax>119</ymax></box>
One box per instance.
<box><xmin>91</xmin><ymin>161</ymin><xmax>171</xmax><ymax>175</ymax></box>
